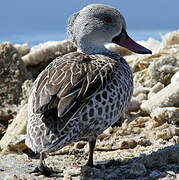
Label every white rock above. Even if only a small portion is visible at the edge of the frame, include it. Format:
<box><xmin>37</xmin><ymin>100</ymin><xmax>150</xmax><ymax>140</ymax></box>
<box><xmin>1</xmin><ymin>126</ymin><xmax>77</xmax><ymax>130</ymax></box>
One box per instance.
<box><xmin>148</xmin><ymin>82</ymin><xmax>164</xmax><ymax>99</ymax></box>
<box><xmin>126</xmin><ymin>97</ymin><xmax>141</xmax><ymax>112</ymax></box>
<box><xmin>141</xmin><ymin>82</ymin><xmax>179</xmax><ymax>114</ymax></box>
<box><xmin>151</xmin><ymin>107</ymin><xmax>179</xmax><ymax>124</ymax></box>
<box><xmin>22</xmin><ymin>40</ymin><xmax>76</xmax><ymax>66</ymax></box>
<box><xmin>103</xmin><ymin>127</ymin><xmax>113</xmax><ymax>135</ymax></box>
<box><xmin>148</xmin><ymin>55</ymin><xmax>179</xmax><ymax>85</ymax></box>
<box><xmin>0</xmin><ymin>104</ymin><xmax>28</xmax><ymax>150</ymax></box>
<box><xmin>171</xmin><ymin>71</ymin><xmax>179</xmax><ymax>83</ymax></box>
<box><xmin>137</xmin><ymin>38</ymin><xmax>161</xmax><ymax>53</ymax></box>
<box><xmin>14</xmin><ymin>43</ymin><xmax>30</xmax><ymax>56</ymax></box>
<box><xmin>160</xmin><ymin>29</ymin><xmax>179</xmax><ymax>48</ymax></box>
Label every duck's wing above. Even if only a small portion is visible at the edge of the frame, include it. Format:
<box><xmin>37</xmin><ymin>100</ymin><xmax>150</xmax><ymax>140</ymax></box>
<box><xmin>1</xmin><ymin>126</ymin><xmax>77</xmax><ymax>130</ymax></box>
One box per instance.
<box><xmin>30</xmin><ymin>52</ymin><xmax>114</xmax><ymax>122</ymax></box>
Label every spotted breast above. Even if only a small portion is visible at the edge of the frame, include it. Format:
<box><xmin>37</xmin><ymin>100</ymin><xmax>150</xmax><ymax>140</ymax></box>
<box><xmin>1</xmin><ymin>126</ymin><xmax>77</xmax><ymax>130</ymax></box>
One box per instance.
<box><xmin>26</xmin><ymin>51</ymin><xmax>133</xmax><ymax>153</ymax></box>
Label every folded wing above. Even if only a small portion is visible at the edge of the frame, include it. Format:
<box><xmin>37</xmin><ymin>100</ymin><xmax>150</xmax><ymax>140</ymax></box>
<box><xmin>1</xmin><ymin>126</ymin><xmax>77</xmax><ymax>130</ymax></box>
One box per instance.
<box><xmin>30</xmin><ymin>52</ymin><xmax>114</xmax><ymax>124</ymax></box>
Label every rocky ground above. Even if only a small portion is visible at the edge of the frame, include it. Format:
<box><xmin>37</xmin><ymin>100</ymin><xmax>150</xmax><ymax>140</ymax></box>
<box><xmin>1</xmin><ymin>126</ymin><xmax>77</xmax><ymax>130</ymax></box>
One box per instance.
<box><xmin>0</xmin><ymin>30</ymin><xmax>179</xmax><ymax>180</ymax></box>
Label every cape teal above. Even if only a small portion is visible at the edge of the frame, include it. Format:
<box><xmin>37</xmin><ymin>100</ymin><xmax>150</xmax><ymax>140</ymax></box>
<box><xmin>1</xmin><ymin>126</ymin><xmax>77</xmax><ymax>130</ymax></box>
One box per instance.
<box><xmin>25</xmin><ymin>3</ymin><xmax>151</xmax><ymax>176</ymax></box>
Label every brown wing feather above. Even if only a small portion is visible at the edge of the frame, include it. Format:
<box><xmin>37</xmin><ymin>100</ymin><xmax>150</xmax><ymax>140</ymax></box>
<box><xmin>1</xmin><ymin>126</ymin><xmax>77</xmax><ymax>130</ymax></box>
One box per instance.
<box><xmin>31</xmin><ymin>52</ymin><xmax>115</xmax><ymax>121</ymax></box>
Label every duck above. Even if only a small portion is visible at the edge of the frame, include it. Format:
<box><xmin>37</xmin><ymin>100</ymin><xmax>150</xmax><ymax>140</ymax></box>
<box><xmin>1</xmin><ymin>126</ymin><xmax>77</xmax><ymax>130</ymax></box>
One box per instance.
<box><xmin>25</xmin><ymin>3</ymin><xmax>151</xmax><ymax>176</ymax></box>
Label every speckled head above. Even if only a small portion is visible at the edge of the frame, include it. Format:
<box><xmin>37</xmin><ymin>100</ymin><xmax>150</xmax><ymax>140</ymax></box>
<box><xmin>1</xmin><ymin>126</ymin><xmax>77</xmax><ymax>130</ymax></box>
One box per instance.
<box><xmin>68</xmin><ymin>4</ymin><xmax>152</xmax><ymax>55</ymax></box>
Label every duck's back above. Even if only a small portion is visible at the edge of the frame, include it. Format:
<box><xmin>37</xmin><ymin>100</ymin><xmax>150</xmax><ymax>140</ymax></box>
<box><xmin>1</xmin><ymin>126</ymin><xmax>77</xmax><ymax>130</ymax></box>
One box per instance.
<box><xmin>25</xmin><ymin>52</ymin><xmax>133</xmax><ymax>153</ymax></box>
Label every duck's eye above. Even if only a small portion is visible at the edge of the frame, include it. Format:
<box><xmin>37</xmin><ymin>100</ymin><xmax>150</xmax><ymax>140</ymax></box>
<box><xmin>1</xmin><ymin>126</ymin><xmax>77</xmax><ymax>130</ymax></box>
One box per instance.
<box><xmin>104</xmin><ymin>16</ymin><xmax>112</xmax><ymax>23</ymax></box>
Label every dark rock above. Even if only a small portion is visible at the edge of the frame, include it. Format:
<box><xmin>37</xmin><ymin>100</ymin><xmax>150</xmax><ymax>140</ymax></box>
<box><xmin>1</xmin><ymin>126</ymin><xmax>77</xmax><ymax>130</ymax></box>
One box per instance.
<box><xmin>0</xmin><ymin>42</ymin><xmax>32</xmax><ymax>123</ymax></box>
<box><xmin>129</xmin><ymin>162</ymin><xmax>147</xmax><ymax>177</ymax></box>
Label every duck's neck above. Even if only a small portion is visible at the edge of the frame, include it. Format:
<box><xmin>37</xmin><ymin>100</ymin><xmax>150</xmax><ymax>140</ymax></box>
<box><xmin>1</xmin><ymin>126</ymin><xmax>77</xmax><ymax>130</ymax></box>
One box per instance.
<box><xmin>77</xmin><ymin>40</ymin><xmax>119</xmax><ymax>57</ymax></box>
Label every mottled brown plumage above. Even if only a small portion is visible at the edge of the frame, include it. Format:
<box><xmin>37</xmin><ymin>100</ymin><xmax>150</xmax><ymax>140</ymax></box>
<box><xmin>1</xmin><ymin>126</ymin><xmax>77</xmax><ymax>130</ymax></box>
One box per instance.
<box><xmin>26</xmin><ymin>52</ymin><xmax>133</xmax><ymax>153</ymax></box>
<box><xmin>25</xmin><ymin>4</ymin><xmax>151</xmax><ymax>176</ymax></box>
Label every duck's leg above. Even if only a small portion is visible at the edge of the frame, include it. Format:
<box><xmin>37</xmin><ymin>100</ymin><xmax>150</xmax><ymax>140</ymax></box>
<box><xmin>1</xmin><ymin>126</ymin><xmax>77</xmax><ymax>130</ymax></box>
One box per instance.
<box><xmin>29</xmin><ymin>152</ymin><xmax>62</xmax><ymax>176</ymax></box>
<box><xmin>85</xmin><ymin>138</ymin><xmax>96</xmax><ymax>167</ymax></box>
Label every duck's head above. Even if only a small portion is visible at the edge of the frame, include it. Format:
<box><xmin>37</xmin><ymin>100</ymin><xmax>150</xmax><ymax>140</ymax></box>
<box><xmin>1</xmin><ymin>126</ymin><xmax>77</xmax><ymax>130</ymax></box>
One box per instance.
<box><xmin>68</xmin><ymin>4</ymin><xmax>152</xmax><ymax>55</ymax></box>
